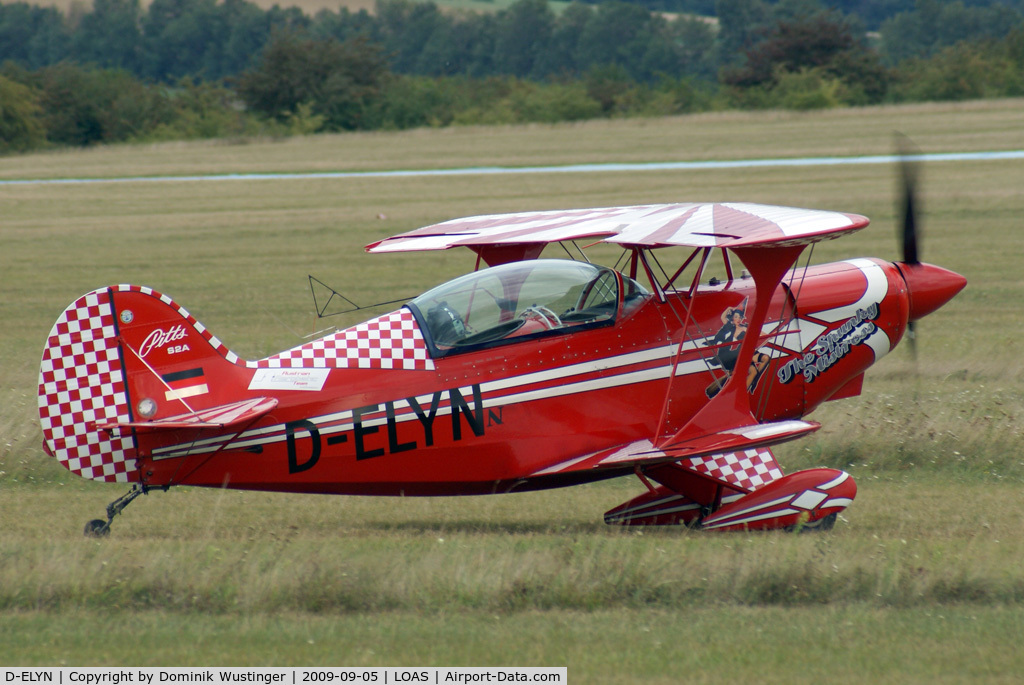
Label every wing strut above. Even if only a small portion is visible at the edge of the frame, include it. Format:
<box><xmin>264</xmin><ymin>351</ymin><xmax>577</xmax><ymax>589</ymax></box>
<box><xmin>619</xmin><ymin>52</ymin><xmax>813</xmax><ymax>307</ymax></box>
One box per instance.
<box><xmin>657</xmin><ymin>244</ymin><xmax>807</xmax><ymax>451</ymax></box>
<box><xmin>653</xmin><ymin>248</ymin><xmax>705</xmax><ymax>439</ymax></box>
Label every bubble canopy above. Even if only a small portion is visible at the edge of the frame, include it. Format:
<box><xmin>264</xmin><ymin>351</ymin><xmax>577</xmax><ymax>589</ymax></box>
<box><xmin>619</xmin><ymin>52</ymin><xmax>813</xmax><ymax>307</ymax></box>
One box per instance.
<box><xmin>406</xmin><ymin>259</ymin><xmax>648</xmax><ymax>354</ymax></box>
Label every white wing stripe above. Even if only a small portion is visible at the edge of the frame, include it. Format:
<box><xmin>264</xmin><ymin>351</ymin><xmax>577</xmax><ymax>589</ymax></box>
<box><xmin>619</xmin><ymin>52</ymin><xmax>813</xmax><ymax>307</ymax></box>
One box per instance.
<box><xmin>370</xmin><ymin>203</ymin><xmax>869</xmax><ymax>252</ymax></box>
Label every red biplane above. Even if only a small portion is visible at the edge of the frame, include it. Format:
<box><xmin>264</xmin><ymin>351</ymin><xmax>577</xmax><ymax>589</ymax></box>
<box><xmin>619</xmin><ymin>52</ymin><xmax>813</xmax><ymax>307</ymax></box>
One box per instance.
<box><xmin>39</xmin><ymin>193</ymin><xmax>965</xmax><ymax>536</ymax></box>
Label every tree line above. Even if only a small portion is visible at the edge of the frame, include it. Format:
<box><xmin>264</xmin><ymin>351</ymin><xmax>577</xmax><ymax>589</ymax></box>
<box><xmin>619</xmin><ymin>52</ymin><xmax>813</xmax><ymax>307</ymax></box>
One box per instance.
<box><xmin>1</xmin><ymin>0</ymin><xmax>1023</xmax><ymax>153</ymax></box>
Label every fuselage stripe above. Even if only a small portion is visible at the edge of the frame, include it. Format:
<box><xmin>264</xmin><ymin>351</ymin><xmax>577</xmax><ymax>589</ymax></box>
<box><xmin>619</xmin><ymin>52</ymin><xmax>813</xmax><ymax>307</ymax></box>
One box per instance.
<box><xmin>150</xmin><ymin>345</ymin><xmax>716</xmax><ymax>459</ymax></box>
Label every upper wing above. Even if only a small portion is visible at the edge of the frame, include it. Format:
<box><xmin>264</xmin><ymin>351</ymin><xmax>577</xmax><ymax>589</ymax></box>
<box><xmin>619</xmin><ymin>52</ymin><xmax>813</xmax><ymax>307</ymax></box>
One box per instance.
<box><xmin>365</xmin><ymin>203</ymin><xmax>869</xmax><ymax>255</ymax></box>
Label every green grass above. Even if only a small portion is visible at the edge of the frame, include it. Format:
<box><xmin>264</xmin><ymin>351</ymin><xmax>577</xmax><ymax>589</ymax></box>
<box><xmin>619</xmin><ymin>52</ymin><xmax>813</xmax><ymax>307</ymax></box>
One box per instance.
<box><xmin>1</xmin><ymin>479</ymin><xmax>1023</xmax><ymax>676</ymax></box>
<box><xmin>2</xmin><ymin>101</ymin><xmax>1024</xmax><ymax>678</ymax></box>
<box><xmin>2</xmin><ymin>478</ymin><xmax>1024</xmax><ymax>612</ymax></box>
<box><xmin>4</xmin><ymin>607</ymin><xmax>1024</xmax><ymax>682</ymax></box>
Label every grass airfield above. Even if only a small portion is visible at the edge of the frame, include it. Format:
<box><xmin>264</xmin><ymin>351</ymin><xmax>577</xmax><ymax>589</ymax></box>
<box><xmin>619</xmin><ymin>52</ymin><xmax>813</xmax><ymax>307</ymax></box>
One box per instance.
<box><xmin>2</xmin><ymin>100</ymin><xmax>1024</xmax><ymax>679</ymax></box>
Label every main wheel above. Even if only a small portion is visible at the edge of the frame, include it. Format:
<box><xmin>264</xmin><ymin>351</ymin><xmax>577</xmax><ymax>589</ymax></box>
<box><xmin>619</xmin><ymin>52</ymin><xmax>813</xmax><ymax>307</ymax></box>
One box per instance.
<box><xmin>790</xmin><ymin>512</ymin><xmax>838</xmax><ymax>533</ymax></box>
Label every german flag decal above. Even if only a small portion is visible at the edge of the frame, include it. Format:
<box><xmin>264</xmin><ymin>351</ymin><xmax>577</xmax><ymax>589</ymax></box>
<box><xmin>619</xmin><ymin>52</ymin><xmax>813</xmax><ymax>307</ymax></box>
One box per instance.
<box><xmin>161</xmin><ymin>367</ymin><xmax>209</xmax><ymax>400</ymax></box>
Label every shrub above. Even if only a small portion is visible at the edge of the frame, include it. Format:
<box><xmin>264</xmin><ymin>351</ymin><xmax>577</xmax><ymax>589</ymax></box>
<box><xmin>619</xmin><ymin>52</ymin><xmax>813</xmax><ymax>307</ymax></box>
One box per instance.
<box><xmin>237</xmin><ymin>32</ymin><xmax>389</xmax><ymax>131</ymax></box>
<box><xmin>0</xmin><ymin>73</ymin><xmax>45</xmax><ymax>152</ymax></box>
<box><xmin>30</xmin><ymin>63</ymin><xmax>174</xmax><ymax>146</ymax></box>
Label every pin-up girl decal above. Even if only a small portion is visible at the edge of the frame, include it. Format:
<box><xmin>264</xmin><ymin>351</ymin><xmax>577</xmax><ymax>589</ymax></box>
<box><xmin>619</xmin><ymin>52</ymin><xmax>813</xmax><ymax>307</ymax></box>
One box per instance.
<box><xmin>706</xmin><ymin>301</ymin><xmax>770</xmax><ymax>398</ymax></box>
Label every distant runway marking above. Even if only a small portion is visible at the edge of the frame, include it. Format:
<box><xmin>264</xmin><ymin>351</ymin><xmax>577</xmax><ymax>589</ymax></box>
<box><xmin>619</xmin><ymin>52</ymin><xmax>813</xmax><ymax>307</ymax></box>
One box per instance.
<box><xmin>3</xmin><ymin>150</ymin><xmax>1023</xmax><ymax>186</ymax></box>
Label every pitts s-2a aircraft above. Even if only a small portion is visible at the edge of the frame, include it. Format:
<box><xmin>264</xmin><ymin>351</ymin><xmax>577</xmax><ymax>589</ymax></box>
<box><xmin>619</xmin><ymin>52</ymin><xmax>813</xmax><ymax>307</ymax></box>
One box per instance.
<box><xmin>39</xmin><ymin>194</ymin><xmax>965</xmax><ymax>536</ymax></box>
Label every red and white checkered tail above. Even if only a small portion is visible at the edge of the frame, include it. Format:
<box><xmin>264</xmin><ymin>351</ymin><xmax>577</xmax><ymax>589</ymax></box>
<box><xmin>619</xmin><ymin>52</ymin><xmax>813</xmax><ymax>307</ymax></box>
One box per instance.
<box><xmin>39</xmin><ymin>286</ymin><xmax>249</xmax><ymax>483</ymax></box>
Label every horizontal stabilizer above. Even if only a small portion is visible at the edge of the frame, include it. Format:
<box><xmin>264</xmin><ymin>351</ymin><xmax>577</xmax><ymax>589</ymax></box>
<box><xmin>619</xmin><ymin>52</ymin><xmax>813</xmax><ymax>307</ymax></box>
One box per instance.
<box><xmin>97</xmin><ymin>397</ymin><xmax>277</xmax><ymax>434</ymax></box>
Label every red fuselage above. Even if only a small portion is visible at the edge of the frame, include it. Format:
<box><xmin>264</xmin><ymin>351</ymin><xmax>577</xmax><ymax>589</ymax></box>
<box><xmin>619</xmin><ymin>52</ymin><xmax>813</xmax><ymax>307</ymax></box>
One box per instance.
<box><xmin>121</xmin><ymin>258</ymin><xmax>913</xmax><ymax>495</ymax></box>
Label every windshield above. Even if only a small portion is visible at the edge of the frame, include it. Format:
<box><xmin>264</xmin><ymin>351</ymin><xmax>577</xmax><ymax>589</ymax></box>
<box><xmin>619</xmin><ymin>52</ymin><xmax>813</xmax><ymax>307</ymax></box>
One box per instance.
<box><xmin>408</xmin><ymin>260</ymin><xmax>647</xmax><ymax>353</ymax></box>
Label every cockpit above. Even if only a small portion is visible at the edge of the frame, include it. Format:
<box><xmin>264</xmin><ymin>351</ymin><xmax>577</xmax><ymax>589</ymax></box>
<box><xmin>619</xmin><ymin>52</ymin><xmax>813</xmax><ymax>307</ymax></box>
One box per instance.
<box><xmin>407</xmin><ymin>259</ymin><xmax>649</xmax><ymax>355</ymax></box>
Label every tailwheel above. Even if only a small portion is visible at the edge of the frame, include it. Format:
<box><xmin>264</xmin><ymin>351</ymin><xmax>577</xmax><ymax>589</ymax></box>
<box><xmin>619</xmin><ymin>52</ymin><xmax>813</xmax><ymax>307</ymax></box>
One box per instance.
<box><xmin>83</xmin><ymin>483</ymin><xmax>148</xmax><ymax>537</ymax></box>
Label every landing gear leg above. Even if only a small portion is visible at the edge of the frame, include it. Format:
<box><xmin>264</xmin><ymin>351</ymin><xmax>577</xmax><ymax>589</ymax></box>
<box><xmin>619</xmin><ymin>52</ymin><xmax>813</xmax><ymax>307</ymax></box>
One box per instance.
<box><xmin>84</xmin><ymin>484</ymin><xmax>148</xmax><ymax>537</ymax></box>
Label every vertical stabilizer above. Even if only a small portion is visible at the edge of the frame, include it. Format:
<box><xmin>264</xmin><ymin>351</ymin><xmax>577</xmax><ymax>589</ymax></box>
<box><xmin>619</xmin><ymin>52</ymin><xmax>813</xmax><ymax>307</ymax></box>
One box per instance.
<box><xmin>39</xmin><ymin>285</ymin><xmax>253</xmax><ymax>483</ymax></box>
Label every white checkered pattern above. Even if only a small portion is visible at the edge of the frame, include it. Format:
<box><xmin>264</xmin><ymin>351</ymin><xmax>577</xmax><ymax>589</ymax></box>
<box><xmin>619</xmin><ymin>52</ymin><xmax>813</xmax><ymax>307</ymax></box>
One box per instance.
<box><xmin>260</xmin><ymin>309</ymin><xmax>434</xmax><ymax>371</ymax></box>
<box><xmin>38</xmin><ymin>291</ymin><xmax>431</xmax><ymax>483</ymax></box>
<box><xmin>38</xmin><ymin>288</ymin><xmax>137</xmax><ymax>483</ymax></box>
<box><xmin>684</xmin><ymin>447</ymin><xmax>784</xmax><ymax>492</ymax></box>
